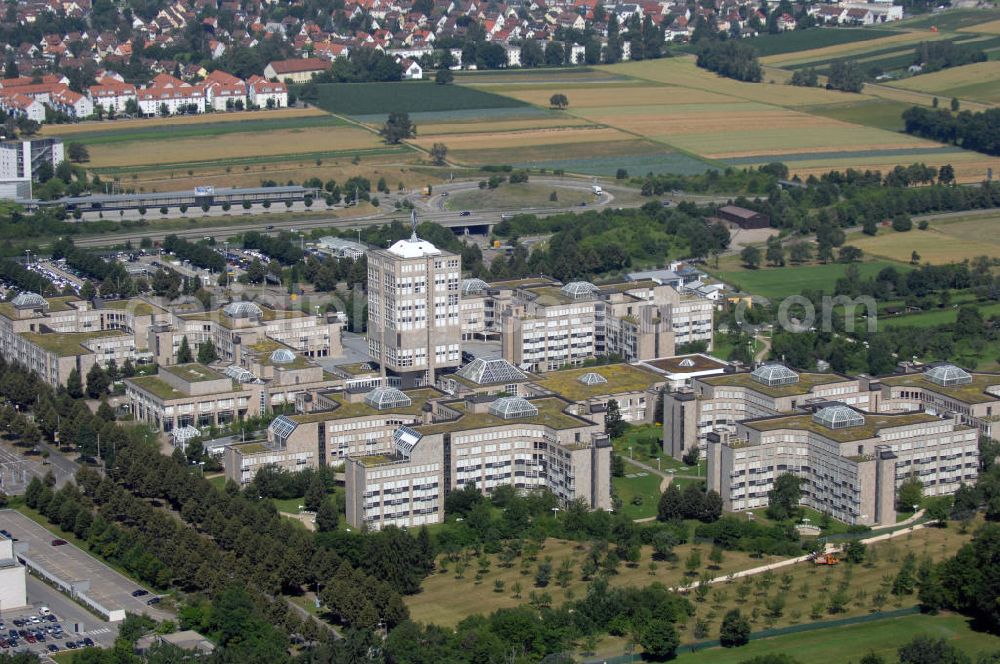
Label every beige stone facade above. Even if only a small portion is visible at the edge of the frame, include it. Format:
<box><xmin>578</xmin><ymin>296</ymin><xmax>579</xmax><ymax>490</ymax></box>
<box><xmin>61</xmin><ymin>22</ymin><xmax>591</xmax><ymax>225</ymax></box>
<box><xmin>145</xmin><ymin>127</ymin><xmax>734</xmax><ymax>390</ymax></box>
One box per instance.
<box><xmin>0</xmin><ymin>293</ymin><xmax>167</xmax><ymax>386</ymax></box>
<box><xmin>706</xmin><ymin>406</ymin><xmax>978</xmax><ymax>526</ymax></box>
<box><xmin>367</xmin><ymin>234</ymin><xmax>462</xmax><ymax>385</ymax></box>
<box><xmin>663</xmin><ymin>364</ymin><xmax>880</xmax><ymax>461</ymax></box>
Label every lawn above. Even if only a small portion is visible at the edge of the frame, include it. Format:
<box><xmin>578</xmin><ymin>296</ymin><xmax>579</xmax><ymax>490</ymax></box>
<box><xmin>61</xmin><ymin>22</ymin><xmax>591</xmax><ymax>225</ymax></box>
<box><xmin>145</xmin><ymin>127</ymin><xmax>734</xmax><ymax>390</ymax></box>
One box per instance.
<box><xmin>882</xmin><ymin>301</ymin><xmax>1000</xmax><ymax>328</ymax></box>
<box><xmin>613</xmin><ymin>461</ymin><xmax>663</xmax><ymax>520</ymax></box>
<box><xmin>675</xmin><ymin>613</ymin><xmax>1000</xmax><ymax>663</ymax></box>
<box><xmin>887</xmin><ymin>61</ymin><xmax>1000</xmax><ymax>104</ymax></box>
<box><xmin>807</xmin><ymin>99</ymin><xmax>917</xmax><ymax>131</ymax></box>
<box><xmin>310</xmin><ymin>81</ymin><xmax>528</xmax><ymax>117</ymax></box>
<box><xmin>708</xmin><ymin>260</ymin><xmax>908</xmax><ymax>299</ymax></box>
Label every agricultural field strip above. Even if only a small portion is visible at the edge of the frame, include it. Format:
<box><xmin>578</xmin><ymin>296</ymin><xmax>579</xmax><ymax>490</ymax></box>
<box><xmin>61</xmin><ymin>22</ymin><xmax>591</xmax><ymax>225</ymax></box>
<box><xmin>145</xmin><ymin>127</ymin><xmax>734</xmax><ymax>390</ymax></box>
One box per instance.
<box><xmin>780</xmin><ymin>33</ymin><xmax>1000</xmax><ymax>71</ymax></box>
<box><xmin>762</xmin><ymin>29</ymin><xmax>946</xmax><ymax>67</ymax></box>
<box><xmin>721</xmin><ymin>145</ymin><xmax>965</xmax><ymax>165</ymax></box>
<box><xmin>89</xmin><ymin>145</ymin><xmax>412</xmax><ymax>174</ymax></box>
<box><xmin>55</xmin><ymin>115</ymin><xmax>348</xmax><ymax>146</ymax></box>
<box><xmin>310</xmin><ymin>81</ymin><xmax>529</xmax><ymax>116</ymax></box>
<box><xmin>39</xmin><ymin>107</ymin><xmax>328</xmax><ymax>137</ymax></box>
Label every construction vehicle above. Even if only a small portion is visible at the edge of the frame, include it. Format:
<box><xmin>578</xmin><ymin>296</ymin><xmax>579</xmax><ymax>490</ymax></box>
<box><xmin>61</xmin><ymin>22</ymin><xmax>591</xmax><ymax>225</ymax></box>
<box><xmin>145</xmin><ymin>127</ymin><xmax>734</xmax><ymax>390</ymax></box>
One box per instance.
<box><xmin>813</xmin><ymin>553</ymin><xmax>839</xmax><ymax>565</ymax></box>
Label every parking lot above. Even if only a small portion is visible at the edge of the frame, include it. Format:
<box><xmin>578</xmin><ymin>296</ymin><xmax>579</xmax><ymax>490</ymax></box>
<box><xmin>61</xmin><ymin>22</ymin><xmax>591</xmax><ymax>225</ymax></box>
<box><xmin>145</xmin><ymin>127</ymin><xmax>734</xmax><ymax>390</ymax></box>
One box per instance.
<box><xmin>0</xmin><ymin>511</ymin><xmax>172</xmax><ymax>623</ymax></box>
<box><xmin>0</xmin><ymin>575</ymin><xmax>119</xmax><ymax>658</ymax></box>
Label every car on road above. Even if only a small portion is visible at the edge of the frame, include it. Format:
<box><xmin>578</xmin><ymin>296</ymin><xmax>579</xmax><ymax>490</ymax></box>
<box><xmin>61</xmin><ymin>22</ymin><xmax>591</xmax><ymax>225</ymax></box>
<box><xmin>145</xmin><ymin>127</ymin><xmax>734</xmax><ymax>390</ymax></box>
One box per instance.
<box><xmin>459</xmin><ymin>211</ymin><xmax>471</xmax><ymax>216</ymax></box>
<box><xmin>39</xmin><ymin>608</ymin><xmax>49</xmax><ymax>616</ymax></box>
<box><xmin>266</xmin><ymin>225</ymin><xmax>275</xmax><ymax>230</ymax></box>
<box><xmin>441</xmin><ymin>192</ymin><xmax>449</xmax><ymax>197</ymax></box>
<box><xmin>50</xmin><ymin>539</ymin><xmax>67</xmax><ymax>546</ymax></box>
<box><xmin>131</xmin><ymin>589</ymin><xmax>148</xmax><ymax>597</ymax></box>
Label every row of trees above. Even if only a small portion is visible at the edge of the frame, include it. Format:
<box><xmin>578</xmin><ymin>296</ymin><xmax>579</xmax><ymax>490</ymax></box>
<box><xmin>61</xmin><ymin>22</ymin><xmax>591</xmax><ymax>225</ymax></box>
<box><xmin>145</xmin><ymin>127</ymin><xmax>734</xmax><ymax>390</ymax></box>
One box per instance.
<box><xmin>902</xmin><ymin>106</ymin><xmax>1000</xmax><ymax>156</ymax></box>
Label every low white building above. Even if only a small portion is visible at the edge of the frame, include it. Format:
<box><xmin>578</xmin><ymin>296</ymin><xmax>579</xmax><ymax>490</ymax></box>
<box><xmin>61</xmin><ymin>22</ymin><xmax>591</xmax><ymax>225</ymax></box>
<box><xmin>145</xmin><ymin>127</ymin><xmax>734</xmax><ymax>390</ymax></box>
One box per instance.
<box><xmin>137</xmin><ymin>85</ymin><xmax>206</xmax><ymax>116</ymax></box>
<box><xmin>247</xmin><ymin>75</ymin><xmax>288</xmax><ymax>109</ymax></box>
<box><xmin>50</xmin><ymin>87</ymin><xmax>94</xmax><ymax>118</ymax></box>
<box><xmin>0</xmin><ymin>534</ymin><xmax>27</xmax><ymax>610</ymax></box>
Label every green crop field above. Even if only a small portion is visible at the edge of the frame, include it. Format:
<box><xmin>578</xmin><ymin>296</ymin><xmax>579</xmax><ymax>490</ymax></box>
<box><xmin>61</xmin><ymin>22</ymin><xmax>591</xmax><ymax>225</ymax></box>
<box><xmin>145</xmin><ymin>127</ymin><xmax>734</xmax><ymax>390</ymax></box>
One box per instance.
<box><xmin>57</xmin><ymin>114</ymin><xmax>348</xmax><ymax>145</ymax></box>
<box><xmin>676</xmin><ymin>613</ymin><xmax>1000</xmax><ymax>663</ymax></box>
<box><xmin>709</xmin><ymin>261</ymin><xmax>909</xmax><ymax>299</ymax></box>
<box><xmin>739</xmin><ymin>28</ymin><xmax>897</xmax><ymax>57</ymax></box>
<box><xmin>512</xmin><ymin>151</ymin><xmax>714</xmax><ymax>177</ymax></box>
<box><xmin>807</xmin><ymin>100</ymin><xmax>915</xmax><ymax>131</ymax></box>
<box><xmin>310</xmin><ymin>81</ymin><xmax>529</xmax><ymax>116</ymax></box>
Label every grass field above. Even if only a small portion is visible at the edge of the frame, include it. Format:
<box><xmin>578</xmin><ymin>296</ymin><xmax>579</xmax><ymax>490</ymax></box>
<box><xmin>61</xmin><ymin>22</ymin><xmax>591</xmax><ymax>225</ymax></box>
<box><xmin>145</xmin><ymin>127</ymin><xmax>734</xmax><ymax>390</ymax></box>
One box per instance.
<box><xmin>444</xmin><ymin>183</ymin><xmax>594</xmax><ymax>210</ymax></box>
<box><xmin>887</xmin><ymin>60</ymin><xmax>1000</xmax><ymax>104</ymax></box>
<box><xmin>613</xmin><ymin>461</ymin><xmax>663</xmax><ymax>520</ymax></box>
<box><xmin>806</xmin><ymin>99</ymin><xmax>916</xmax><ymax>131</ymax></box>
<box><xmin>849</xmin><ymin>215</ymin><xmax>1000</xmax><ymax>264</ymax></box>
<box><xmin>676</xmin><ymin>613</ymin><xmax>1000</xmax><ymax>663</ymax></box>
<box><xmin>761</xmin><ymin>30</ymin><xmax>942</xmax><ymax>68</ymax></box>
<box><xmin>709</xmin><ymin>260</ymin><xmax>909</xmax><ymax>299</ymax></box>
<box><xmin>310</xmin><ymin>81</ymin><xmax>528</xmax><ymax>116</ymax></box>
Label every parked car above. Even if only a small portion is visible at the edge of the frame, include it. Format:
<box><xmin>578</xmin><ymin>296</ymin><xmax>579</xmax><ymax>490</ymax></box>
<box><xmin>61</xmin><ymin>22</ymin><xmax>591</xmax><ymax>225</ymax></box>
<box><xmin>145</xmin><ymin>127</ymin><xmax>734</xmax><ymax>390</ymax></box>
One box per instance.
<box><xmin>65</xmin><ymin>641</ymin><xmax>77</xmax><ymax>649</ymax></box>
<box><xmin>130</xmin><ymin>589</ymin><xmax>148</xmax><ymax>597</ymax></box>
<box><xmin>146</xmin><ymin>597</ymin><xmax>161</xmax><ymax>606</ymax></box>
<box><xmin>24</xmin><ymin>635</ymin><xmax>35</xmax><ymax>644</ymax></box>
<box><xmin>459</xmin><ymin>210</ymin><xmax>471</xmax><ymax>216</ymax></box>
<box><xmin>82</xmin><ymin>637</ymin><xmax>95</xmax><ymax>647</ymax></box>
<box><xmin>47</xmin><ymin>644</ymin><xmax>59</xmax><ymax>652</ymax></box>
<box><xmin>38</xmin><ymin>607</ymin><xmax>50</xmax><ymax>616</ymax></box>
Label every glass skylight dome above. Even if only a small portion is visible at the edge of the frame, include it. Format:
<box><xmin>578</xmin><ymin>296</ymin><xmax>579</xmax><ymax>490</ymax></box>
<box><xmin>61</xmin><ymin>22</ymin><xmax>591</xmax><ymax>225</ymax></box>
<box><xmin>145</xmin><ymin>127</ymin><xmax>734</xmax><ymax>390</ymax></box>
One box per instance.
<box><xmin>751</xmin><ymin>363</ymin><xmax>800</xmax><ymax>387</ymax></box>
<box><xmin>812</xmin><ymin>404</ymin><xmax>865</xmax><ymax>430</ymax></box>
<box><xmin>578</xmin><ymin>372</ymin><xmax>608</xmax><ymax>386</ymax></box>
<box><xmin>560</xmin><ymin>281</ymin><xmax>599</xmax><ymax>299</ymax></box>
<box><xmin>11</xmin><ymin>292</ymin><xmax>46</xmax><ymax>308</ymax></box>
<box><xmin>924</xmin><ymin>364</ymin><xmax>973</xmax><ymax>387</ymax></box>
<box><xmin>224</xmin><ymin>365</ymin><xmax>256</xmax><ymax>383</ymax></box>
<box><xmin>456</xmin><ymin>358</ymin><xmax>526</xmax><ymax>385</ymax></box>
<box><xmin>462</xmin><ymin>278</ymin><xmax>489</xmax><ymax>296</ymax></box>
<box><xmin>489</xmin><ymin>396</ymin><xmax>539</xmax><ymax>419</ymax></box>
<box><xmin>679</xmin><ymin>358</ymin><xmax>696</xmax><ymax>368</ymax></box>
<box><xmin>270</xmin><ymin>348</ymin><xmax>296</xmax><ymax>364</ymax></box>
<box><xmin>364</xmin><ymin>386</ymin><xmax>412</xmax><ymax>410</ymax></box>
<box><xmin>223</xmin><ymin>301</ymin><xmax>263</xmax><ymax>318</ymax></box>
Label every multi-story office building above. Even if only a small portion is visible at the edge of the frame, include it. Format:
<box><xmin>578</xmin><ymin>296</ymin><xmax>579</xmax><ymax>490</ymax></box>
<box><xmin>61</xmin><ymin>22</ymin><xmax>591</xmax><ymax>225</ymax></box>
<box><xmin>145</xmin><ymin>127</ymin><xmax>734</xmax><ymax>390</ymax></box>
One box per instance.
<box><xmin>0</xmin><ymin>138</ymin><xmax>64</xmax><ymax>181</ymax></box>
<box><xmin>875</xmin><ymin>363</ymin><xmax>1000</xmax><ymax>441</ymax></box>
<box><xmin>148</xmin><ymin>300</ymin><xmax>343</xmax><ymax>366</ymax></box>
<box><xmin>367</xmin><ymin>219</ymin><xmax>462</xmax><ymax>386</ymax></box>
<box><xmin>498</xmin><ymin>278</ymin><xmax>713</xmax><ymax>372</ymax></box>
<box><xmin>663</xmin><ymin>364</ymin><xmax>880</xmax><ymax>461</ymax></box>
<box><xmin>706</xmin><ymin>403</ymin><xmax>979</xmax><ymax>526</ymax></box>
<box><xmin>0</xmin><ymin>293</ymin><xmax>166</xmax><ymax>386</ymax></box>
<box><xmin>126</xmin><ymin>344</ymin><xmax>341</xmax><ymax>438</ymax></box>
<box><xmin>345</xmin><ymin>394</ymin><xmax>612</xmax><ymax>530</ymax></box>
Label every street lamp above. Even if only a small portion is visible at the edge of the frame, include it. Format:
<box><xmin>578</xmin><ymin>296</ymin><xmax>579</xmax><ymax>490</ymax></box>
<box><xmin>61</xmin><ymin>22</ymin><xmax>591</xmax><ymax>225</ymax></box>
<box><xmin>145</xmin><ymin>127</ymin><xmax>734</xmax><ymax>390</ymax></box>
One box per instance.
<box><xmin>551</xmin><ymin>507</ymin><xmax>559</xmax><ymax>519</ymax></box>
<box><xmin>628</xmin><ymin>445</ymin><xmax>633</xmax><ymax>460</ymax></box>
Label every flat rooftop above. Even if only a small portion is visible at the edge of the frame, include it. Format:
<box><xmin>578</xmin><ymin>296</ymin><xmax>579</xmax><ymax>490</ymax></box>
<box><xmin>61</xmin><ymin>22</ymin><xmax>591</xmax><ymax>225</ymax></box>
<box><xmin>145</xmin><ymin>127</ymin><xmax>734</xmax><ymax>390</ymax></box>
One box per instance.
<box><xmin>526</xmin><ymin>286</ymin><xmax>580</xmax><ymax>306</ymax></box>
<box><xmin>100</xmin><ymin>299</ymin><xmax>164</xmax><ymax>316</ymax></box>
<box><xmin>415</xmin><ymin>396</ymin><xmax>586</xmax><ymax>435</ymax></box>
<box><xmin>20</xmin><ymin>329</ymin><xmax>126</xmax><ymax>357</ymax></box>
<box><xmin>700</xmin><ymin>371</ymin><xmax>850</xmax><ymax>398</ymax></box>
<box><xmin>879</xmin><ymin>372</ymin><xmax>1000</xmax><ymax>405</ymax></box>
<box><xmin>644</xmin><ymin>354</ymin><xmax>728</xmax><ymax>375</ymax></box>
<box><xmin>743</xmin><ymin>411</ymin><xmax>947</xmax><ymax>443</ymax></box>
<box><xmin>596</xmin><ymin>279</ymin><xmax>660</xmax><ymax>294</ymax></box>
<box><xmin>289</xmin><ymin>387</ymin><xmax>439</xmax><ymax>423</ymax></box>
<box><xmin>180</xmin><ymin>306</ymin><xmax>305</xmax><ymax>329</ymax></box>
<box><xmin>0</xmin><ymin>295</ymin><xmax>80</xmax><ymax>320</ymax></box>
<box><xmin>162</xmin><ymin>363</ymin><xmax>226</xmax><ymax>383</ymax></box>
<box><xmin>534</xmin><ymin>363</ymin><xmax>661</xmax><ymax>402</ymax></box>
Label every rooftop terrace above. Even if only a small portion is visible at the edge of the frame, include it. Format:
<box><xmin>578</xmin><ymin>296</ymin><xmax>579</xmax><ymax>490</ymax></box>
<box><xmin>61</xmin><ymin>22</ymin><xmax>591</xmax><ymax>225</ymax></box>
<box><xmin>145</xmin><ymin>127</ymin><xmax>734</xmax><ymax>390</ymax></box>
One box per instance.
<box><xmin>162</xmin><ymin>363</ymin><xmax>226</xmax><ymax>383</ymax></box>
<box><xmin>289</xmin><ymin>388</ymin><xmax>439</xmax><ymax>424</ymax></box>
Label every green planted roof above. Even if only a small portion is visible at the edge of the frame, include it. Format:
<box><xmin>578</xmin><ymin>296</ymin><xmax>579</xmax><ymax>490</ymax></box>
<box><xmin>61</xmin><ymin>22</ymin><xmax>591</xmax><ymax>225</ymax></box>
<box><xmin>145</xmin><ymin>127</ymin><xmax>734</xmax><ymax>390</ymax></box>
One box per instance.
<box><xmin>415</xmin><ymin>397</ymin><xmax>586</xmax><ymax>435</ymax></box>
<box><xmin>700</xmin><ymin>371</ymin><xmax>848</xmax><ymax>398</ymax></box>
<box><xmin>534</xmin><ymin>363</ymin><xmax>660</xmax><ymax>402</ymax></box>
<box><xmin>879</xmin><ymin>372</ymin><xmax>1000</xmax><ymax>405</ymax></box>
<box><xmin>21</xmin><ymin>330</ymin><xmax>126</xmax><ymax>357</ymax></box>
<box><xmin>744</xmin><ymin>412</ymin><xmax>946</xmax><ymax>443</ymax></box>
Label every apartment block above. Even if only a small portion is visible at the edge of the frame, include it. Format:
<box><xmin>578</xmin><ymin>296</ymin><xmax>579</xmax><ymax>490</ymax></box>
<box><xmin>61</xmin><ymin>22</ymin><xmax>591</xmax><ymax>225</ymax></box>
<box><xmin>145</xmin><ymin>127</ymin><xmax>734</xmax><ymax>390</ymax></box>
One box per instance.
<box><xmin>706</xmin><ymin>404</ymin><xmax>978</xmax><ymax>526</ymax></box>
<box><xmin>528</xmin><ymin>363</ymin><xmax>664</xmax><ymax>424</ymax></box>
<box><xmin>0</xmin><ymin>138</ymin><xmax>64</xmax><ymax>181</ymax></box>
<box><xmin>663</xmin><ymin>364</ymin><xmax>880</xmax><ymax>461</ymax></box>
<box><xmin>367</xmin><ymin>225</ymin><xmax>462</xmax><ymax>385</ymax></box>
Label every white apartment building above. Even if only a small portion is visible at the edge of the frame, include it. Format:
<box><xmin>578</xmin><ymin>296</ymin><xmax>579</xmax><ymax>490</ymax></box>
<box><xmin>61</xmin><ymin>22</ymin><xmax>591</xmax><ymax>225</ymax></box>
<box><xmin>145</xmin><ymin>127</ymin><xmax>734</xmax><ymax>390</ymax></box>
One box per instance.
<box><xmin>0</xmin><ymin>138</ymin><xmax>64</xmax><ymax>181</ymax></box>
